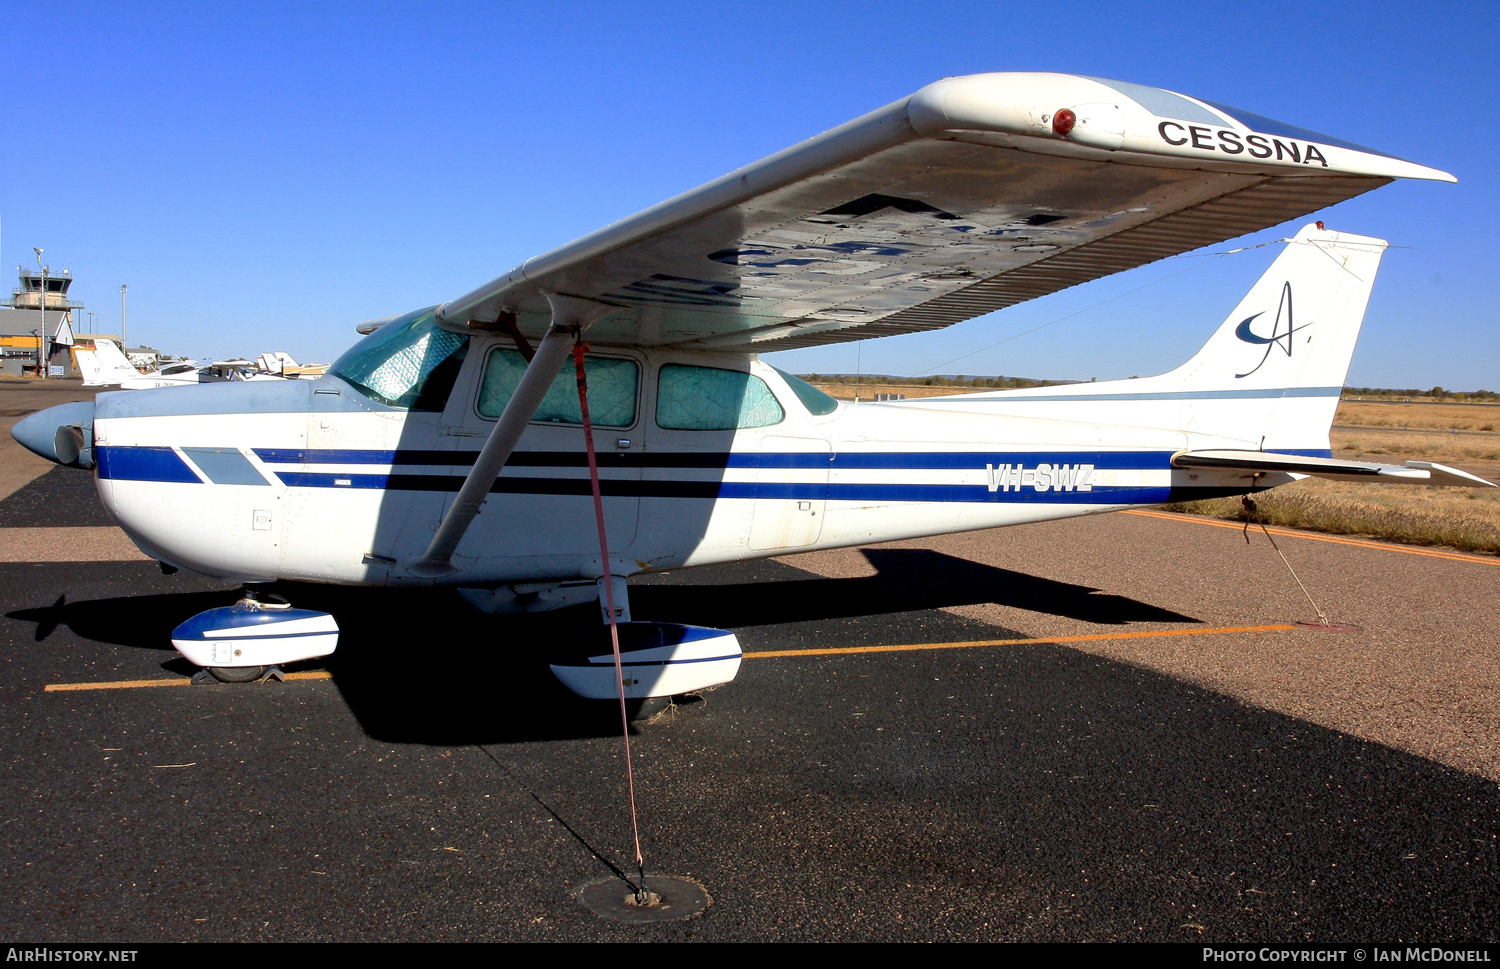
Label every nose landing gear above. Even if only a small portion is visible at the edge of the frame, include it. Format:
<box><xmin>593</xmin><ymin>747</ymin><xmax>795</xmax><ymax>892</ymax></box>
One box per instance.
<box><xmin>190</xmin><ymin>663</ymin><xmax>286</xmax><ymax>685</ymax></box>
<box><xmin>172</xmin><ymin>587</ymin><xmax>339</xmax><ymax>684</ymax></box>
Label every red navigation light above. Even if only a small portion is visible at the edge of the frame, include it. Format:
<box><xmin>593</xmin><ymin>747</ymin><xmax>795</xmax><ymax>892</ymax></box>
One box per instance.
<box><xmin>1316</xmin><ymin>221</ymin><xmax>1326</xmax><ymax>230</ymax></box>
<box><xmin>1052</xmin><ymin>108</ymin><xmax>1077</xmax><ymax>136</ymax></box>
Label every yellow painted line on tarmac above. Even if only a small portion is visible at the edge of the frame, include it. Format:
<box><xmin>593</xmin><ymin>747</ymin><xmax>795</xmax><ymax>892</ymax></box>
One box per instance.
<box><xmin>1123</xmin><ymin>508</ymin><xmax>1500</xmax><ymax>567</ymax></box>
<box><xmin>743</xmin><ymin>623</ymin><xmax>1297</xmax><ymax>660</ymax></box>
<box><xmin>44</xmin><ymin>670</ymin><xmax>333</xmax><ymax>693</ymax></box>
<box><xmin>45</xmin><ymin>629</ymin><xmax>1292</xmax><ymax>689</ymax></box>
<box><xmin>46</xmin><ymin>677</ymin><xmax>185</xmax><ymax>692</ymax></box>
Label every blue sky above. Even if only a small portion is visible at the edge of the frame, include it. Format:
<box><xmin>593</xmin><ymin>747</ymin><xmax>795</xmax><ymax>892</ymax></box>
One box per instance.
<box><xmin>2</xmin><ymin>1</ymin><xmax>1495</xmax><ymax>388</ymax></box>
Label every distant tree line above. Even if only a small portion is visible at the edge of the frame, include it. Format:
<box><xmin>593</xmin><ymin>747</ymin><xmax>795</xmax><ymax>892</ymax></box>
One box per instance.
<box><xmin>799</xmin><ymin>373</ymin><xmax>1077</xmax><ymax>390</ymax></box>
<box><xmin>1343</xmin><ymin>386</ymin><xmax>1500</xmax><ymax>401</ymax></box>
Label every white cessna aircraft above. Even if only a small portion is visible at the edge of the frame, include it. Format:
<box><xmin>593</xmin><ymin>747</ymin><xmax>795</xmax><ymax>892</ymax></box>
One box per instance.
<box><xmin>14</xmin><ymin>73</ymin><xmax>1492</xmax><ymax>688</ymax></box>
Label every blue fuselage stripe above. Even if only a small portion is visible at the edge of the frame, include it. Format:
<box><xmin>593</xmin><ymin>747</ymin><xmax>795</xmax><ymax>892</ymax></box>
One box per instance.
<box><xmin>95</xmin><ymin>446</ymin><xmax>201</xmax><ymax>483</ymax></box>
<box><xmin>97</xmin><ymin>445</ymin><xmax>1335</xmax><ymax>504</ymax></box>
<box><xmin>252</xmin><ymin>446</ymin><xmax>1333</xmax><ymax>470</ymax></box>
<box><xmin>254</xmin><ymin>448</ymin><xmax>1178</xmax><ymax>470</ymax></box>
<box><xmin>270</xmin><ymin>473</ymin><xmax>1168</xmax><ymax>505</ymax></box>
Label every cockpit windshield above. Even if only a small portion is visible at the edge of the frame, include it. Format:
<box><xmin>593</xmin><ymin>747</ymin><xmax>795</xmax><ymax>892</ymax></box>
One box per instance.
<box><xmin>328</xmin><ymin>307</ymin><xmax>469</xmax><ymax>410</ymax></box>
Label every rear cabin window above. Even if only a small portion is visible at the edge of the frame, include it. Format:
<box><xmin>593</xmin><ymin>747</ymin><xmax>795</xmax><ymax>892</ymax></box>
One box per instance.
<box><xmin>329</xmin><ymin>308</ymin><xmax>468</xmax><ymax>411</ymax></box>
<box><xmin>478</xmin><ymin>348</ymin><xmax>638</xmax><ymax>427</ymax></box>
<box><xmin>655</xmin><ymin>364</ymin><xmax>785</xmax><ymax>430</ymax></box>
<box><xmin>773</xmin><ymin>368</ymin><xmax>839</xmax><ymax>416</ymax></box>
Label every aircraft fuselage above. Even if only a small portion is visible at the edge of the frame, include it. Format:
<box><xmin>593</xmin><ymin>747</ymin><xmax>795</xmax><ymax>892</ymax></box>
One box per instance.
<box><xmin>89</xmin><ymin>339</ymin><xmax>1276</xmax><ymax>590</ymax></box>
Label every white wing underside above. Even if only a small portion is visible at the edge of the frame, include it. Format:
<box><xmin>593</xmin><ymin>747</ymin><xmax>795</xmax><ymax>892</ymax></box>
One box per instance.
<box><xmin>429</xmin><ymin>73</ymin><xmax>1451</xmax><ymax>352</ymax></box>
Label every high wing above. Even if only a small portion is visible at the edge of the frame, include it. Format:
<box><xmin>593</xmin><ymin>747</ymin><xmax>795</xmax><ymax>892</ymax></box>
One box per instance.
<box><xmin>434</xmin><ymin>72</ymin><xmax>1452</xmax><ymax>351</ymax></box>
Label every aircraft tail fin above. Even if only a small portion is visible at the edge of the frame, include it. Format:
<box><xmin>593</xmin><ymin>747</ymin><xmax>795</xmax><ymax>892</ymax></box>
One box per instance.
<box><xmin>256</xmin><ymin>352</ymin><xmax>297</xmax><ymax>375</ymax></box>
<box><xmin>74</xmin><ymin>349</ymin><xmax>104</xmax><ymax>386</ymax></box>
<box><xmin>1160</xmin><ymin>223</ymin><xmax>1387</xmax><ymax>450</ymax></box>
<box><xmin>1169</xmin><ymin>223</ymin><xmax>1387</xmax><ymax>394</ymax></box>
<box><xmin>86</xmin><ymin>339</ymin><xmax>144</xmax><ymax>386</ymax></box>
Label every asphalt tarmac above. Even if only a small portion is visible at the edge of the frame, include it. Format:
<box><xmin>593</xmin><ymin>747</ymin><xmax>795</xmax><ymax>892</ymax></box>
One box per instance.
<box><xmin>1</xmin><ymin>383</ymin><xmax>1497</xmax><ymax>942</ymax></box>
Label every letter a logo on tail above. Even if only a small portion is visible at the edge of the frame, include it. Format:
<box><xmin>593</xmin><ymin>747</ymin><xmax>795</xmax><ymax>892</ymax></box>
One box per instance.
<box><xmin>1234</xmin><ymin>282</ymin><xmax>1310</xmax><ymax>378</ymax></box>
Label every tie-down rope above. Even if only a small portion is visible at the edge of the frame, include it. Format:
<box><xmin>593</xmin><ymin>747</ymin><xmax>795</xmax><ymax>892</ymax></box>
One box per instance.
<box><xmin>571</xmin><ymin>332</ymin><xmax>649</xmax><ymax>900</ymax></box>
<box><xmin>1241</xmin><ymin>493</ymin><xmax>1330</xmax><ymax>625</ymax></box>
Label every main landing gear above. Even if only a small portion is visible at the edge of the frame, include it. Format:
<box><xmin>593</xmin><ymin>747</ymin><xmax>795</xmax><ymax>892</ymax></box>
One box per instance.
<box><xmin>546</xmin><ymin>576</ymin><xmax>743</xmax><ymax>718</ymax></box>
<box><xmin>172</xmin><ymin>587</ymin><xmax>339</xmax><ymax>684</ymax></box>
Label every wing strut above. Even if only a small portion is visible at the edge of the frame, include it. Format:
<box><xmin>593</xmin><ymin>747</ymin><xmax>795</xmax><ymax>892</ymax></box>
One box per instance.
<box><xmin>409</xmin><ymin>295</ymin><xmax>612</xmax><ymax>577</ymax></box>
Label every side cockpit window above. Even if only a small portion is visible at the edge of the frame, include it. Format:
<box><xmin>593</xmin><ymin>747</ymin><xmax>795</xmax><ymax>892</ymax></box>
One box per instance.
<box><xmin>478</xmin><ymin>348</ymin><xmax>639</xmax><ymax>427</ymax></box>
<box><xmin>329</xmin><ymin>308</ymin><xmax>468</xmax><ymax>411</ymax></box>
<box><xmin>655</xmin><ymin>364</ymin><xmax>784</xmax><ymax>430</ymax></box>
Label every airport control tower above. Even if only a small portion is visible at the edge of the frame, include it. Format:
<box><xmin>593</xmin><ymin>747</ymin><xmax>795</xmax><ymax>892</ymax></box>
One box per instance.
<box><xmin>0</xmin><ymin>267</ymin><xmax>87</xmax><ymax>376</ymax></box>
<box><xmin>10</xmin><ymin>266</ymin><xmax>85</xmax><ymax>313</ymax></box>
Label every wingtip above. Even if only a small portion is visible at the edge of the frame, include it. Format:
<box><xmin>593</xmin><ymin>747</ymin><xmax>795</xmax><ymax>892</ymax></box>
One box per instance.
<box><xmin>1406</xmin><ymin>460</ymin><xmax>1496</xmax><ymax>487</ymax></box>
<box><xmin>1394</xmin><ymin>162</ymin><xmax>1458</xmax><ymax>183</ymax></box>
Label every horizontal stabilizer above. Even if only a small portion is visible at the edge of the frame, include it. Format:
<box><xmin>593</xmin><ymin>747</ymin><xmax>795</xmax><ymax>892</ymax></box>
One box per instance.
<box><xmin>1172</xmin><ymin>449</ymin><xmax>1496</xmax><ymax>488</ymax></box>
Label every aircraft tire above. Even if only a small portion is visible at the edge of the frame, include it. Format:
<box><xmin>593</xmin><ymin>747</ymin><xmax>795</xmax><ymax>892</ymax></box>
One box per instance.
<box><xmin>207</xmin><ymin>665</ymin><xmax>267</xmax><ymax>684</ymax></box>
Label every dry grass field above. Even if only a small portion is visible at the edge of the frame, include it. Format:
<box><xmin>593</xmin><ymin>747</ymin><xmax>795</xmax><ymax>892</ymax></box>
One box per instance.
<box><xmin>811</xmin><ymin>380</ymin><xmax>984</xmax><ymax>401</ymax></box>
<box><xmin>1336</xmin><ymin>399</ymin><xmax>1500</xmax><ymax>432</ymax></box>
<box><xmin>806</xmin><ymin>382</ymin><xmax>1500</xmax><ymax>555</ymax></box>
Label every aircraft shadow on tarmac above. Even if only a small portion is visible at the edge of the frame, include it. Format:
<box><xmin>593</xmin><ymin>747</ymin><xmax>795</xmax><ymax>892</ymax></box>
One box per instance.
<box><xmin>7</xmin><ymin>547</ymin><xmax>1195</xmax><ymax>746</ymax></box>
<box><xmin>630</xmin><ymin>547</ymin><xmax>1199</xmax><ymax>628</ymax></box>
<box><xmin>10</xmin><ymin>589</ymin><xmax>239</xmax><ymax>649</ymax></box>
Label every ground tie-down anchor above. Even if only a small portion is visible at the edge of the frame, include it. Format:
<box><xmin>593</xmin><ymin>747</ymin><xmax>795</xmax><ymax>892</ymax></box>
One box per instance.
<box><xmin>631</xmin><ymin>863</ymin><xmax>656</xmax><ymax>908</ymax></box>
<box><xmin>1240</xmin><ymin>494</ymin><xmax>1361</xmax><ymax>632</ymax></box>
<box><xmin>577</xmin><ymin>872</ymin><xmax>710</xmax><ymax>923</ymax></box>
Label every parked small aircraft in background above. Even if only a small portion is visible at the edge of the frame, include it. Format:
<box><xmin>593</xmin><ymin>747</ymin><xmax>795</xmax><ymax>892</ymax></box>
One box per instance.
<box><xmin>15</xmin><ymin>72</ymin><xmax>1491</xmax><ymax>691</ymax></box>
<box><xmin>76</xmin><ymin>339</ymin><xmax>318</xmax><ymax>389</ymax></box>
<box><xmin>255</xmin><ymin>352</ymin><xmax>329</xmax><ymax>379</ymax></box>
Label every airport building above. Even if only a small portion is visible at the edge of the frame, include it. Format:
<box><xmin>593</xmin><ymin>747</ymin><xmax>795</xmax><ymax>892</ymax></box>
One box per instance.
<box><xmin>0</xmin><ymin>266</ymin><xmax>118</xmax><ymax>378</ymax></box>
